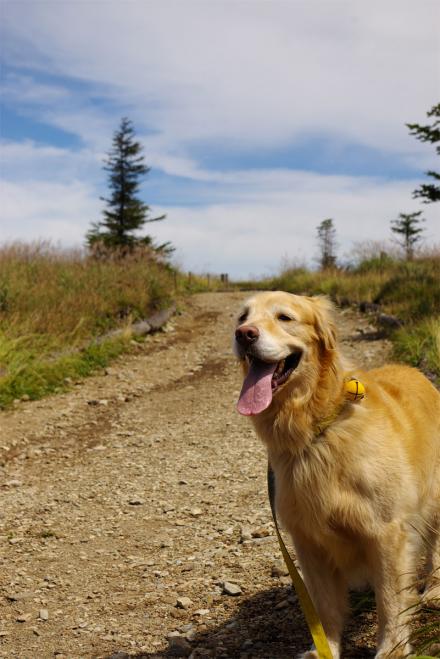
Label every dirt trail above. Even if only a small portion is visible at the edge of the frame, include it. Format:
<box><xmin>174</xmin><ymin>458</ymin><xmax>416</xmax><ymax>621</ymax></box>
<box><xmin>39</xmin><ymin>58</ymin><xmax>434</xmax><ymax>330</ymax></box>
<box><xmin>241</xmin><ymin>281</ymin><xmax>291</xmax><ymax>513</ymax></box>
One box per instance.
<box><xmin>0</xmin><ymin>292</ymin><xmax>392</xmax><ymax>659</ymax></box>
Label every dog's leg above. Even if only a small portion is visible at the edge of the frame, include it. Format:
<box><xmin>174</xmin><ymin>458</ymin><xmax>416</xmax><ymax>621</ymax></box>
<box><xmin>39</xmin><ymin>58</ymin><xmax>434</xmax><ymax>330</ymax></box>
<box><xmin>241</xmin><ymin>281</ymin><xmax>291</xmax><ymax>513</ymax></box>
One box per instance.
<box><xmin>422</xmin><ymin>509</ymin><xmax>440</xmax><ymax>609</ymax></box>
<box><xmin>369</xmin><ymin>523</ymin><xmax>417</xmax><ymax>659</ymax></box>
<box><xmin>293</xmin><ymin>540</ymin><xmax>347</xmax><ymax>659</ymax></box>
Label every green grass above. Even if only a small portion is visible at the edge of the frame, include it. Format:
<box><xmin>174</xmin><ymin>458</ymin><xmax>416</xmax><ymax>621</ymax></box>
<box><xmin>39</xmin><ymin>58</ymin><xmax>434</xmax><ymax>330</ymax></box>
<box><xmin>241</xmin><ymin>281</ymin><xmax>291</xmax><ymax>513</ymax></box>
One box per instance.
<box><xmin>393</xmin><ymin>318</ymin><xmax>440</xmax><ymax>383</ymax></box>
<box><xmin>0</xmin><ymin>331</ymin><xmax>131</xmax><ymax>408</ymax></box>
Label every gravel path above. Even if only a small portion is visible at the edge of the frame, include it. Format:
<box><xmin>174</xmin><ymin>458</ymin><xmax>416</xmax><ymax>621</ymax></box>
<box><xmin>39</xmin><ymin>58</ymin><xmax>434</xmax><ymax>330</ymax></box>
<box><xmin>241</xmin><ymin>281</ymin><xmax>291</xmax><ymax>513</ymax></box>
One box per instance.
<box><xmin>0</xmin><ymin>292</ymin><xmax>394</xmax><ymax>659</ymax></box>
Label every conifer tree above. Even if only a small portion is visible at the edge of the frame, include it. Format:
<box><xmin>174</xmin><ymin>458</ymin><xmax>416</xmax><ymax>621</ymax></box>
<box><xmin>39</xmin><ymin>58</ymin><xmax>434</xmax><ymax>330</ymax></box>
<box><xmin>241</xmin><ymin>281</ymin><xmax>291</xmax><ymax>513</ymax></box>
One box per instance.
<box><xmin>407</xmin><ymin>103</ymin><xmax>440</xmax><ymax>203</ymax></box>
<box><xmin>390</xmin><ymin>211</ymin><xmax>425</xmax><ymax>260</ymax></box>
<box><xmin>316</xmin><ymin>218</ymin><xmax>337</xmax><ymax>269</ymax></box>
<box><xmin>87</xmin><ymin>117</ymin><xmax>166</xmax><ymax>250</ymax></box>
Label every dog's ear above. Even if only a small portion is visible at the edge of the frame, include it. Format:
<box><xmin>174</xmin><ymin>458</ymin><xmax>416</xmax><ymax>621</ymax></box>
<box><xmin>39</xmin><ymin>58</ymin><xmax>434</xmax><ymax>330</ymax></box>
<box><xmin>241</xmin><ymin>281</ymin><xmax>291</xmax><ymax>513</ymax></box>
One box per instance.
<box><xmin>312</xmin><ymin>296</ymin><xmax>336</xmax><ymax>352</ymax></box>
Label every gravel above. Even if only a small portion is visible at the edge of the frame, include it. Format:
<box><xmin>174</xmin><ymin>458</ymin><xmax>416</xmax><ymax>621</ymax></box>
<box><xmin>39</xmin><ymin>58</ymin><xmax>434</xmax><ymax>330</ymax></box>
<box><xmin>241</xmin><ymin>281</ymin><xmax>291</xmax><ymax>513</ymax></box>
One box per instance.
<box><xmin>0</xmin><ymin>293</ymin><xmax>398</xmax><ymax>657</ymax></box>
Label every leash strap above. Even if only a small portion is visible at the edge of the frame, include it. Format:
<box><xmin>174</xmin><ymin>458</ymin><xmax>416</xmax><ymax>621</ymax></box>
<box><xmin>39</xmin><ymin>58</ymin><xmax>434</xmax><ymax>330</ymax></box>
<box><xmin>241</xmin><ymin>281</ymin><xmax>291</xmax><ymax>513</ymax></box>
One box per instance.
<box><xmin>267</xmin><ymin>464</ymin><xmax>333</xmax><ymax>659</ymax></box>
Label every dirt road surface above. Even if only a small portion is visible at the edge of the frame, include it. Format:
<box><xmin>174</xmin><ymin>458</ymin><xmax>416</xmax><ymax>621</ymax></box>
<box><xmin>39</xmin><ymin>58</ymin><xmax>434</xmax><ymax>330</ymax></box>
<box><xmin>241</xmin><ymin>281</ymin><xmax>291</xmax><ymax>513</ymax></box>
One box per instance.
<box><xmin>0</xmin><ymin>292</ymin><xmax>394</xmax><ymax>658</ymax></box>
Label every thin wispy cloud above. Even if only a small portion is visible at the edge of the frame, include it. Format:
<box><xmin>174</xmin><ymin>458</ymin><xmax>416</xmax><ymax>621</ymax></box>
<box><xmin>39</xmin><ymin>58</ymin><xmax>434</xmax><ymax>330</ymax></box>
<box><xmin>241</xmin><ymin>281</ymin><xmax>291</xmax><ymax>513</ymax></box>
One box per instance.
<box><xmin>1</xmin><ymin>0</ymin><xmax>439</xmax><ymax>275</ymax></box>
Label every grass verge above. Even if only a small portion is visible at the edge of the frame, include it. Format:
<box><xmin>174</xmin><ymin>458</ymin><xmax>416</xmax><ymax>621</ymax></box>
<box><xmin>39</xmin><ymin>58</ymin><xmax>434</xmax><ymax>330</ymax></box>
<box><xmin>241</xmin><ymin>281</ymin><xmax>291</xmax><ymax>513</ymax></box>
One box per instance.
<box><xmin>0</xmin><ymin>332</ymin><xmax>130</xmax><ymax>409</ymax></box>
<box><xmin>0</xmin><ymin>242</ymin><xmax>182</xmax><ymax>408</ymax></box>
<box><xmin>0</xmin><ymin>242</ymin><xmax>231</xmax><ymax>408</ymax></box>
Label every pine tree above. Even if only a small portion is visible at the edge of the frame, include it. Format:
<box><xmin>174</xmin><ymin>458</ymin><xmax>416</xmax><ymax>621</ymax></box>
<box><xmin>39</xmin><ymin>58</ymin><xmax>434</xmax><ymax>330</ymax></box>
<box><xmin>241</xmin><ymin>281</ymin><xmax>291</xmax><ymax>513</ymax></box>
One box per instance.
<box><xmin>390</xmin><ymin>211</ymin><xmax>425</xmax><ymax>260</ymax></box>
<box><xmin>316</xmin><ymin>218</ymin><xmax>337</xmax><ymax>269</ymax></box>
<box><xmin>407</xmin><ymin>103</ymin><xmax>440</xmax><ymax>203</ymax></box>
<box><xmin>87</xmin><ymin>117</ymin><xmax>166</xmax><ymax>250</ymax></box>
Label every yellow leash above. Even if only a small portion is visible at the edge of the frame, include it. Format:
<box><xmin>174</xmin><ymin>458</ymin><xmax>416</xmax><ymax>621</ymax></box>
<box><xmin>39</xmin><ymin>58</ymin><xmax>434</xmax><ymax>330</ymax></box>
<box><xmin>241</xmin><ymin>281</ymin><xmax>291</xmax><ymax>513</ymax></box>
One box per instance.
<box><xmin>266</xmin><ymin>378</ymin><xmax>365</xmax><ymax>659</ymax></box>
<box><xmin>267</xmin><ymin>465</ymin><xmax>333</xmax><ymax>659</ymax></box>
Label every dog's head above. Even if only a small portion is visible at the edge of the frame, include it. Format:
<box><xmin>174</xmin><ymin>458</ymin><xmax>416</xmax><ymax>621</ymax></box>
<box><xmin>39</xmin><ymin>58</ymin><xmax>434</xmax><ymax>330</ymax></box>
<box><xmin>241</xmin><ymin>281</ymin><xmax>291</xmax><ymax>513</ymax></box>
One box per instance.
<box><xmin>233</xmin><ymin>291</ymin><xmax>336</xmax><ymax>416</ymax></box>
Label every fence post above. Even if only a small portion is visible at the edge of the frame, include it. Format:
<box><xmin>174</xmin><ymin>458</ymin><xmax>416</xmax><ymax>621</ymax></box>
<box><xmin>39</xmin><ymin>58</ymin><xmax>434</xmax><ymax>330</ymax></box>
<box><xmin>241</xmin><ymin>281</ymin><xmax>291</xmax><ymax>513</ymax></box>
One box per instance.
<box><xmin>220</xmin><ymin>273</ymin><xmax>229</xmax><ymax>289</ymax></box>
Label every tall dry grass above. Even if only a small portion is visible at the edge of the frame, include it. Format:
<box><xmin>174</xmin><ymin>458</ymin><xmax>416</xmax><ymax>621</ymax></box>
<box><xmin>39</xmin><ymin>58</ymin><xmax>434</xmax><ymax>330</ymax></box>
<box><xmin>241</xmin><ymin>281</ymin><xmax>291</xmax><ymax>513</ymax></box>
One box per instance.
<box><xmin>0</xmin><ymin>241</ymin><xmax>175</xmax><ymax>342</ymax></box>
<box><xmin>0</xmin><ymin>241</ymin><xmax>177</xmax><ymax>407</ymax></box>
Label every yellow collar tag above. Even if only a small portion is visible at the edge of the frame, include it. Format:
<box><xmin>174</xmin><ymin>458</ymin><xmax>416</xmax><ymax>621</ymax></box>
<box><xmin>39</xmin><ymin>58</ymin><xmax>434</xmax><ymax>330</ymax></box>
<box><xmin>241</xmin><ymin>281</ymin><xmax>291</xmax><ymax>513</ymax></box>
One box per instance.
<box><xmin>344</xmin><ymin>377</ymin><xmax>366</xmax><ymax>401</ymax></box>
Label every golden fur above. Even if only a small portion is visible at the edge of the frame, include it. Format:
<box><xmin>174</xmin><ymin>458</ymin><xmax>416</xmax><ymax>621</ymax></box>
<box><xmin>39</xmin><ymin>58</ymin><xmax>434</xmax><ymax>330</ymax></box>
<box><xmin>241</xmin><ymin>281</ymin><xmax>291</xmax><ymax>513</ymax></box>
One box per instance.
<box><xmin>234</xmin><ymin>291</ymin><xmax>440</xmax><ymax>659</ymax></box>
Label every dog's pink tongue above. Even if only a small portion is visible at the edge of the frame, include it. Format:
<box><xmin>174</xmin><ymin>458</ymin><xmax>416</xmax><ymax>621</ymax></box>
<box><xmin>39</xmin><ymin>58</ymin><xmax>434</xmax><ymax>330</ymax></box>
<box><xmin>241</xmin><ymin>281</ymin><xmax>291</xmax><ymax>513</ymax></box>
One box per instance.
<box><xmin>237</xmin><ymin>360</ymin><xmax>277</xmax><ymax>416</ymax></box>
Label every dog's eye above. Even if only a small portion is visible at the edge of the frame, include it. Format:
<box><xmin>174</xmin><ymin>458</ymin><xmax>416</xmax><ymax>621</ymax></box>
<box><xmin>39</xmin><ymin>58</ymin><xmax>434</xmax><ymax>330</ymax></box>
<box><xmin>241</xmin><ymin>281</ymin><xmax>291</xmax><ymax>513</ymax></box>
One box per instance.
<box><xmin>238</xmin><ymin>312</ymin><xmax>248</xmax><ymax>323</ymax></box>
<box><xmin>278</xmin><ymin>314</ymin><xmax>294</xmax><ymax>322</ymax></box>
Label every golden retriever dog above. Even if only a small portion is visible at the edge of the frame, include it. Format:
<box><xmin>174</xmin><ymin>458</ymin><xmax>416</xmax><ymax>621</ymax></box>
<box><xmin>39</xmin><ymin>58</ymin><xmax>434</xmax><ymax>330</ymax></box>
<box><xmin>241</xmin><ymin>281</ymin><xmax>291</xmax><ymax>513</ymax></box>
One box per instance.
<box><xmin>233</xmin><ymin>291</ymin><xmax>440</xmax><ymax>659</ymax></box>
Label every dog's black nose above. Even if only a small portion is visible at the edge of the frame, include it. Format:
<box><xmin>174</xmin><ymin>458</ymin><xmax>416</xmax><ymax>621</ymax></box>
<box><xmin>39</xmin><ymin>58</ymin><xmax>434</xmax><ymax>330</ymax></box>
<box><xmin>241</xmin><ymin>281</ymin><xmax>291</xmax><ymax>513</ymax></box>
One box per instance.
<box><xmin>235</xmin><ymin>325</ymin><xmax>259</xmax><ymax>345</ymax></box>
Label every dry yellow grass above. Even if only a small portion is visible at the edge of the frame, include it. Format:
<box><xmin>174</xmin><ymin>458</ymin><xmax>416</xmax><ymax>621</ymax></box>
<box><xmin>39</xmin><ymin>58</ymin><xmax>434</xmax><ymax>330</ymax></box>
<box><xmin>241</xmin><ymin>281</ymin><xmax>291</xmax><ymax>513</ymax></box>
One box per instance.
<box><xmin>0</xmin><ymin>241</ymin><xmax>175</xmax><ymax>341</ymax></box>
<box><xmin>0</xmin><ymin>242</ymin><xmax>178</xmax><ymax>406</ymax></box>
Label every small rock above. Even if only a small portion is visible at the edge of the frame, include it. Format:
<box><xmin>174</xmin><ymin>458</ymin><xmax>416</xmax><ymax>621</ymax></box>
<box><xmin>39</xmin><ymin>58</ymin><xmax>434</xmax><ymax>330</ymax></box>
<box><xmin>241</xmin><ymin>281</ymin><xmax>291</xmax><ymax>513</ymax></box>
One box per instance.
<box><xmin>275</xmin><ymin>599</ymin><xmax>289</xmax><ymax>610</ymax></box>
<box><xmin>176</xmin><ymin>596</ymin><xmax>193</xmax><ymax>610</ymax></box>
<box><xmin>128</xmin><ymin>498</ymin><xmax>145</xmax><ymax>506</ymax></box>
<box><xmin>377</xmin><ymin>313</ymin><xmax>402</xmax><ymax>329</ymax></box>
<box><xmin>271</xmin><ymin>561</ymin><xmax>289</xmax><ymax>577</ymax></box>
<box><xmin>222</xmin><ymin>582</ymin><xmax>242</xmax><ymax>596</ymax></box>
<box><xmin>251</xmin><ymin>527</ymin><xmax>270</xmax><ymax>538</ymax></box>
<box><xmin>189</xmin><ymin>507</ymin><xmax>202</xmax><ymax>517</ymax></box>
<box><xmin>39</xmin><ymin>608</ymin><xmax>49</xmax><ymax>621</ymax></box>
<box><xmin>16</xmin><ymin>614</ymin><xmax>31</xmax><ymax>623</ymax></box>
<box><xmin>179</xmin><ymin>623</ymin><xmax>194</xmax><ymax>633</ymax></box>
<box><xmin>170</xmin><ymin>609</ymin><xmax>185</xmax><ymax>619</ymax></box>
<box><xmin>194</xmin><ymin>609</ymin><xmax>210</xmax><ymax>616</ymax></box>
<box><xmin>167</xmin><ymin>631</ymin><xmax>181</xmax><ymax>639</ymax></box>
<box><xmin>240</xmin><ymin>527</ymin><xmax>252</xmax><ymax>542</ymax></box>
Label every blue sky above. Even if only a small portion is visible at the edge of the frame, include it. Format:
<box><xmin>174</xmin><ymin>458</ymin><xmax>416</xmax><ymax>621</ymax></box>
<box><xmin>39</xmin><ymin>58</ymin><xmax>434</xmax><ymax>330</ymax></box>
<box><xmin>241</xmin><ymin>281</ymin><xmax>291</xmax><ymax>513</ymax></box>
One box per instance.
<box><xmin>1</xmin><ymin>0</ymin><xmax>439</xmax><ymax>276</ymax></box>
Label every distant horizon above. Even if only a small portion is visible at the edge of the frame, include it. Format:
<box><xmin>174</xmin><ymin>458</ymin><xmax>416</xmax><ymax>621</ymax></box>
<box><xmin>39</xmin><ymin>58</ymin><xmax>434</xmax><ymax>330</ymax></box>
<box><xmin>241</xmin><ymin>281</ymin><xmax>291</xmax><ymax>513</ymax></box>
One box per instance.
<box><xmin>1</xmin><ymin>1</ymin><xmax>439</xmax><ymax>277</ymax></box>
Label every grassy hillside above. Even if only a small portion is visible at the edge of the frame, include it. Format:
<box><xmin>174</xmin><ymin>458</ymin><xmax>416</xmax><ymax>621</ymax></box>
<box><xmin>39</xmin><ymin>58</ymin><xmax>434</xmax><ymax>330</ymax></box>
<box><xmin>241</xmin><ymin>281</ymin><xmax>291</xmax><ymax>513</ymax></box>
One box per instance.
<box><xmin>240</xmin><ymin>251</ymin><xmax>440</xmax><ymax>384</ymax></box>
<box><xmin>0</xmin><ymin>242</ymin><xmax>185</xmax><ymax>408</ymax></box>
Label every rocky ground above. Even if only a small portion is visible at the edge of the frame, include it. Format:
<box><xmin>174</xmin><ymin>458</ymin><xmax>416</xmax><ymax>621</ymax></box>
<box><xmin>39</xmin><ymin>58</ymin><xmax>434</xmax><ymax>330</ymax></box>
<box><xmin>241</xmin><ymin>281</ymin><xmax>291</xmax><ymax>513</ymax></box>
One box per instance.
<box><xmin>0</xmin><ymin>291</ymin><xmax>426</xmax><ymax>659</ymax></box>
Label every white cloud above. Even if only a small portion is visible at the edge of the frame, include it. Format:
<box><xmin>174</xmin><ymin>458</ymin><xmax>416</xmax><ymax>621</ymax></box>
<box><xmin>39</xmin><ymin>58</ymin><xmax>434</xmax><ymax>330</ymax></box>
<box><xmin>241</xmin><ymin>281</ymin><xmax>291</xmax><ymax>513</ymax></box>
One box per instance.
<box><xmin>1</xmin><ymin>1</ymin><xmax>439</xmax><ymax>276</ymax></box>
<box><xmin>0</xmin><ymin>140</ymin><xmax>103</xmax><ymax>182</ymax></box>
<box><xmin>0</xmin><ymin>179</ymin><xmax>100</xmax><ymax>244</ymax></box>
<box><xmin>2</xmin><ymin>0</ymin><xmax>439</xmax><ymax>160</ymax></box>
<box><xmin>151</xmin><ymin>174</ymin><xmax>440</xmax><ymax>276</ymax></box>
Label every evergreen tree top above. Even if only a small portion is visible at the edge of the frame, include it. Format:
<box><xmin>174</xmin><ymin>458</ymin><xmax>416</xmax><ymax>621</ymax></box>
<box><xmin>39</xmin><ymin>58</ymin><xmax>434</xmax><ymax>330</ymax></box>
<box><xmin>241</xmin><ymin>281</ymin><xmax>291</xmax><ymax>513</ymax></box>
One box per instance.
<box><xmin>87</xmin><ymin>117</ymin><xmax>169</xmax><ymax>253</ymax></box>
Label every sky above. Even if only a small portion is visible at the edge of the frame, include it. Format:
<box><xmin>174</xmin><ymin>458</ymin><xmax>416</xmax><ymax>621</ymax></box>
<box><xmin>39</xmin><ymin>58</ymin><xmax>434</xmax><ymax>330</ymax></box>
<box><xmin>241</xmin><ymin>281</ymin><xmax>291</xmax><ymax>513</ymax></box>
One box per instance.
<box><xmin>1</xmin><ymin>0</ymin><xmax>439</xmax><ymax>277</ymax></box>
